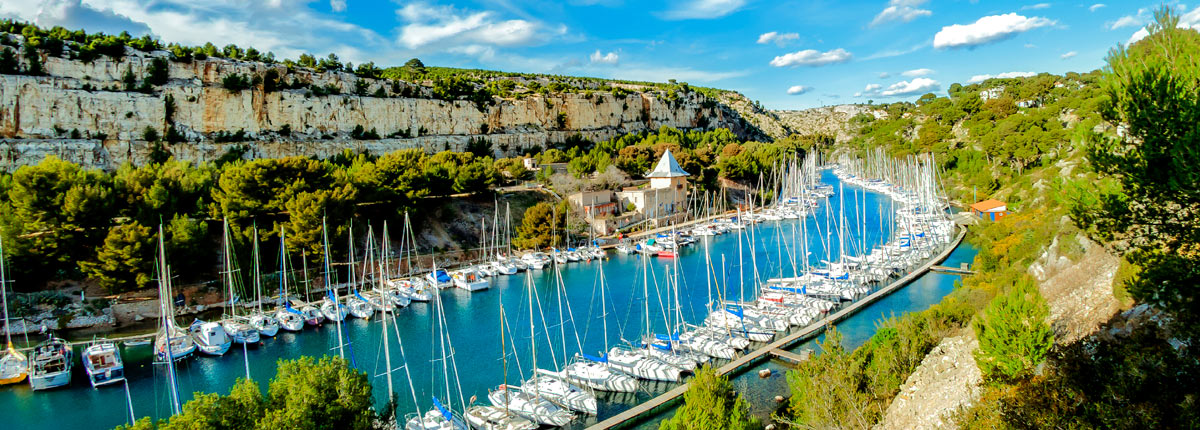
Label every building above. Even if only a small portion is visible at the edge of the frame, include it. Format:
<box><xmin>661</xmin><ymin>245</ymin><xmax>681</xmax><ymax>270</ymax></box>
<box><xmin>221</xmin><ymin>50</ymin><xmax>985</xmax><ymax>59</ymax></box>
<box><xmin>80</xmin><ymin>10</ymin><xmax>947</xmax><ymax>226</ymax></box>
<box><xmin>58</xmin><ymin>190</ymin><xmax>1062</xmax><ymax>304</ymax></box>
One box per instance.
<box><xmin>616</xmin><ymin>149</ymin><xmax>690</xmax><ymax>228</ymax></box>
<box><xmin>522</xmin><ymin>157</ymin><xmax>539</xmax><ymax>171</ymax></box>
<box><xmin>568</xmin><ymin>190</ymin><xmax>618</xmax><ymax>218</ymax></box>
<box><xmin>970</xmin><ymin>199</ymin><xmax>1011</xmax><ymax>221</ymax></box>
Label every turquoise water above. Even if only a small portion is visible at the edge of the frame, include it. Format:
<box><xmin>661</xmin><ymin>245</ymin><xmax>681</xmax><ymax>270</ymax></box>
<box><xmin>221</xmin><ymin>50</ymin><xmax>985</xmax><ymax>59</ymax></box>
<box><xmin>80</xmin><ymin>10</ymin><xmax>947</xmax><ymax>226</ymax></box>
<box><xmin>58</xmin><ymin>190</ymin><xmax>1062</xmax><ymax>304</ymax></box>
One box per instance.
<box><xmin>0</xmin><ymin>170</ymin><xmax>970</xmax><ymax>430</ymax></box>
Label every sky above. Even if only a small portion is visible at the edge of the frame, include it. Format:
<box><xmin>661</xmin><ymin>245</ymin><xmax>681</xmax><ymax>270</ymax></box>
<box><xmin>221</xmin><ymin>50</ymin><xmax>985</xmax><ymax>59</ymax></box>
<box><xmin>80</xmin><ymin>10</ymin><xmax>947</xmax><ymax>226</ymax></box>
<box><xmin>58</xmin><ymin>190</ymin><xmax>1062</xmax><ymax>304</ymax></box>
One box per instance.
<box><xmin>0</xmin><ymin>0</ymin><xmax>1168</xmax><ymax>109</ymax></box>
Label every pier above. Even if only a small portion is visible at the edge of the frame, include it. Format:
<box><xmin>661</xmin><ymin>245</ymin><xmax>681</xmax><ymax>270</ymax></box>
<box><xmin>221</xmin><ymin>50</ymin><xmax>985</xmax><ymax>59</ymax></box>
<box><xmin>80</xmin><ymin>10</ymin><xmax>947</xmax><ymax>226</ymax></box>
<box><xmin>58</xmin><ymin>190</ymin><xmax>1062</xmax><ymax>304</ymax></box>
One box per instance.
<box><xmin>767</xmin><ymin>348</ymin><xmax>810</xmax><ymax>364</ymax></box>
<box><xmin>931</xmin><ymin>263</ymin><xmax>975</xmax><ymax>275</ymax></box>
<box><xmin>586</xmin><ymin>227</ymin><xmax>968</xmax><ymax>430</ymax></box>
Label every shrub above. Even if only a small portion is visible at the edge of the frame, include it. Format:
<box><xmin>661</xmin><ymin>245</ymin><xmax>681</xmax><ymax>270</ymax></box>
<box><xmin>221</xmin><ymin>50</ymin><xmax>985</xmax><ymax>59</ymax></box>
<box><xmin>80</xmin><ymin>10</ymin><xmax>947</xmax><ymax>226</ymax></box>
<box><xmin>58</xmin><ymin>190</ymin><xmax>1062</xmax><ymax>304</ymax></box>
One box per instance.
<box><xmin>222</xmin><ymin>73</ymin><xmax>251</xmax><ymax>92</ymax></box>
<box><xmin>973</xmin><ymin>279</ymin><xmax>1054</xmax><ymax>383</ymax></box>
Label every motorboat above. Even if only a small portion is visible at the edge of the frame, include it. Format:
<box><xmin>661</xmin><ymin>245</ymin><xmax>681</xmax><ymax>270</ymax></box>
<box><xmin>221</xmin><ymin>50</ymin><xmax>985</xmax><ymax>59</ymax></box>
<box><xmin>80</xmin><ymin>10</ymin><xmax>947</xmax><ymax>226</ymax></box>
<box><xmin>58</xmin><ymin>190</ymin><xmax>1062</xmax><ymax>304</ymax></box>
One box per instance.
<box><xmin>391</xmin><ymin>278</ymin><xmax>432</xmax><ymax>302</ymax></box>
<box><xmin>451</xmin><ymin>269</ymin><xmax>489</xmax><ymax>292</ymax></box>
<box><xmin>28</xmin><ymin>336</ymin><xmax>73</xmax><ymax>390</ymax></box>
<box><xmin>189</xmin><ymin>319</ymin><xmax>232</xmax><ymax>356</ymax></box>
<box><xmin>82</xmin><ymin>342</ymin><xmax>124</xmax><ymax>388</ymax></box>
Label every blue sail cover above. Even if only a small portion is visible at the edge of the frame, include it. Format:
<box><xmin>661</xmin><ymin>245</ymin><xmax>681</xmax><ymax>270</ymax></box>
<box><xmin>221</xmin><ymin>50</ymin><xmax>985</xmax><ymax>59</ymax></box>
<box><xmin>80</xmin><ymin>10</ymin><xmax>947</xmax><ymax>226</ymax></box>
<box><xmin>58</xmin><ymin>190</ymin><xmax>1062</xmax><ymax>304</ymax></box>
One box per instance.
<box><xmin>432</xmin><ymin>270</ymin><xmax>451</xmax><ymax>283</ymax></box>
<box><xmin>326</xmin><ymin>288</ymin><xmax>337</xmax><ymax>301</ymax></box>
<box><xmin>725</xmin><ymin>303</ymin><xmax>744</xmax><ymax>318</ymax></box>
<box><xmin>582</xmin><ymin>352</ymin><xmax>608</xmax><ymax>363</ymax></box>
<box><xmin>635</xmin><ymin>243</ymin><xmax>642</xmax><ymax>251</ymax></box>
<box><xmin>284</xmin><ymin>302</ymin><xmax>304</xmax><ymax>315</ymax></box>
<box><xmin>651</xmin><ymin>342</ymin><xmax>672</xmax><ymax>351</ymax></box>
<box><xmin>655</xmin><ymin>332</ymin><xmax>680</xmax><ymax>341</ymax></box>
<box><xmin>432</xmin><ymin>396</ymin><xmax>453</xmax><ymax>422</ymax></box>
<box><xmin>355</xmin><ymin>291</ymin><xmax>367</xmax><ymax>302</ymax></box>
<box><xmin>767</xmin><ymin>284</ymin><xmax>804</xmax><ymax>294</ymax></box>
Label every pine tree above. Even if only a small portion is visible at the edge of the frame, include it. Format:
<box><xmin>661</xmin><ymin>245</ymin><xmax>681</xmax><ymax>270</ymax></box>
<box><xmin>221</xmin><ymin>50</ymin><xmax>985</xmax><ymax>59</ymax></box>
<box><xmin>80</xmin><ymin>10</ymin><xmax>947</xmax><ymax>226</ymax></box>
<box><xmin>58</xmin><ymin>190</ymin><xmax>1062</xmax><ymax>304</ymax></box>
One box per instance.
<box><xmin>973</xmin><ymin>279</ymin><xmax>1054</xmax><ymax>383</ymax></box>
<box><xmin>661</xmin><ymin>365</ymin><xmax>759</xmax><ymax>430</ymax></box>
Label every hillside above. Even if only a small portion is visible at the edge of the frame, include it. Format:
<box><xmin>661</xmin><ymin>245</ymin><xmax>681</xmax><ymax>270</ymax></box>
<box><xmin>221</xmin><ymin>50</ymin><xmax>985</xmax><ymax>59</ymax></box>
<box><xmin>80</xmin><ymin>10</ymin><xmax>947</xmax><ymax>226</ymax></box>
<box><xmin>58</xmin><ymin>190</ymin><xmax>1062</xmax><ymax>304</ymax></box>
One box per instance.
<box><xmin>0</xmin><ymin>27</ymin><xmax>775</xmax><ymax>170</ymax></box>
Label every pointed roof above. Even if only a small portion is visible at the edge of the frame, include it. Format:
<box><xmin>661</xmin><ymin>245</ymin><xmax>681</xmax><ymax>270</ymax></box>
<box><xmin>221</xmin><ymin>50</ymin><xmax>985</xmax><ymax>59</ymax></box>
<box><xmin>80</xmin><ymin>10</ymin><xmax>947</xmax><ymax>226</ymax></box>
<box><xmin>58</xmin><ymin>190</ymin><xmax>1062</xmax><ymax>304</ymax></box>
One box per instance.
<box><xmin>646</xmin><ymin>149</ymin><xmax>690</xmax><ymax>178</ymax></box>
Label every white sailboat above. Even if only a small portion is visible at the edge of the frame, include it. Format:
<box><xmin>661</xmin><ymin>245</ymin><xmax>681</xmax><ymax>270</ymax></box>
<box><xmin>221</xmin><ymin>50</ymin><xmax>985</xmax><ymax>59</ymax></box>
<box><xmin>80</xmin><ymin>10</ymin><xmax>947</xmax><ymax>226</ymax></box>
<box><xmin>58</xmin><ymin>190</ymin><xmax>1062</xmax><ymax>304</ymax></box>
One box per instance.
<box><xmin>275</xmin><ymin>228</ymin><xmax>306</xmax><ymax>332</ymax></box>
<box><xmin>249</xmin><ymin>226</ymin><xmax>280</xmax><ymax>337</ymax></box>
<box><xmin>155</xmin><ymin>224</ymin><xmax>196</xmax><ymax>362</ymax></box>
<box><xmin>467</xmin><ymin>282</ymin><xmax>537</xmax><ymax>430</ymax></box>
<box><xmin>0</xmin><ymin>235</ymin><xmax>28</xmax><ymax>385</ymax></box>
<box><xmin>345</xmin><ymin>224</ymin><xmax>375</xmax><ymax>320</ymax></box>
<box><xmin>406</xmin><ymin>261</ymin><xmax>468</xmax><ymax>430</ymax></box>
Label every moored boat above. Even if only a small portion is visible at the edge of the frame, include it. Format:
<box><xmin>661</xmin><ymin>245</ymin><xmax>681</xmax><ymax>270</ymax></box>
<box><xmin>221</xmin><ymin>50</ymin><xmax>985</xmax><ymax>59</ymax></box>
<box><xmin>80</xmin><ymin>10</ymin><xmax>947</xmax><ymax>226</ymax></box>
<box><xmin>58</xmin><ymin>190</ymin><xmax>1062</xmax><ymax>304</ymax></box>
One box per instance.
<box><xmin>82</xmin><ymin>341</ymin><xmax>124</xmax><ymax>388</ymax></box>
<box><xmin>28</xmin><ymin>336</ymin><xmax>72</xmax><ymax>390</ymax></box>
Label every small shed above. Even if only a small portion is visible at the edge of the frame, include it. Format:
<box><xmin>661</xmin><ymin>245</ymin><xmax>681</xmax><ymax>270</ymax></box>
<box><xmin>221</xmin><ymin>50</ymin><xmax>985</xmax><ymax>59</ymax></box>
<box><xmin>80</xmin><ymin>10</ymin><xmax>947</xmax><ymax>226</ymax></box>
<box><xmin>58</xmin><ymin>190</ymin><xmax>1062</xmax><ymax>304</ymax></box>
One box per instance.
<box><xmin>970</xmin><ymin>199</ymin><xmax>1011</xmax><ymax>221</ymax></box>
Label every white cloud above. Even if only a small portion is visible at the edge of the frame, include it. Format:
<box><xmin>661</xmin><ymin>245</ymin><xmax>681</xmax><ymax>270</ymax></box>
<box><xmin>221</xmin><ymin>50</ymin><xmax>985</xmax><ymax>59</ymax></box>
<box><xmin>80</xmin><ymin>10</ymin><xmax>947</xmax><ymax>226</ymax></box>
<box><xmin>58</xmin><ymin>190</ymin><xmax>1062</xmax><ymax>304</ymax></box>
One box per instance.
<box><xmin>1060</xmin><ymin>50</ymin><xmax>1077</xmax><ymax>59</ymax></box>
<box><xmin>933</xmin><ymin>13</ymin><xmax>1056</xmax><ymax>49</ymax></box>
<box><xmin>757</xmin><ymin>31</ymin><xmax>799</xmax><ymax>46</ymax></box>
<box><xmin>854</xmin><ymin>83</ymin><xmax>883</xmax><ymax>97</ymax></box>
<box><xmin>30</xmin><ymin>0</ymin><xmax>151</xmax><ymax>37</ymax></box>
<box><xmin>330</xmin><ymin>0</ymin><xmax>346</xmax><ymax>12</ymax></box>
<box><xmin>787</xmin><ymin>85</ymin><xmax>811</xmax><ymax>95</ymax></box>
<box><xmin>968</xmin><ymin>71</ymin><xmax>1036</xmax><ymax>83</ymax></box>
<box><xmin>1109</xmin><ymin>15</ymin><xmax>1144</xmax><ymax>30</ymax></box>
<box><xmin>396</xmin><ymin>2</ymin><xmax>557</xmax><ymax>50</ymax></box>
<box><xmin>870</xmin><ymin>0</ymin><xmax>932</xmax><ymax>28</ymax></box>
<box><xmin>880</xmin><ymin>78</ymin><xmax>940</xmax><ymax>96</ymax></box>
<box><xmin>1024</xmin><ymin>43</ymin><xmax>1037</xmax><ymax>48</ymax></box>
<box><xmin>1089</xmin><ymin>4</ymin><xmax>1106</xmax><ymax>12</ymax></box>
<box><xmin>901</xmin><ymin>68</ymin><xmax>934</xmax><ymax>77</ymax></box>
<box><xmin>878</xmin><ymin>72</ymin><xmax>891</xmax><ymax>78</ymax></box>
<box><xmin>658</xmin><ymin>0</ymin><xmax>746</xmax><ymax>20</ymax></box>
<box><xmin>589</xmin><ymin>50</ymin><xmax>619</xmax><ymax>65</ymax></box>
<box><xmin>769</xmin><ymin>48</ymin><xmax>852</xmax><ymax>67</ymax></box>
<box><xmin>1127</xmin><ymin>7</ymin><xmax>1200</xmax><ymax>44</ymax></box>
<box><xmin>1021</xmin><ymin>3</ymin><xmax>1051</xmax><ymax>10</ymax></box>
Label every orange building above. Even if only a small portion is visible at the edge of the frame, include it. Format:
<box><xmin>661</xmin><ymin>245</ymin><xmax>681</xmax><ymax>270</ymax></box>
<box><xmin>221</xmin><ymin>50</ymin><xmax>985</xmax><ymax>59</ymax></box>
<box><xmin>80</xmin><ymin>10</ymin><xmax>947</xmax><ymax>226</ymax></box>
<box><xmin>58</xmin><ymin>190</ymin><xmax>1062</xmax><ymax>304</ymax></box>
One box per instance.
<box><xmin>970</xmin><ymin>199</ymin><xmax>1011</xmax><ymax>221</ymax></box>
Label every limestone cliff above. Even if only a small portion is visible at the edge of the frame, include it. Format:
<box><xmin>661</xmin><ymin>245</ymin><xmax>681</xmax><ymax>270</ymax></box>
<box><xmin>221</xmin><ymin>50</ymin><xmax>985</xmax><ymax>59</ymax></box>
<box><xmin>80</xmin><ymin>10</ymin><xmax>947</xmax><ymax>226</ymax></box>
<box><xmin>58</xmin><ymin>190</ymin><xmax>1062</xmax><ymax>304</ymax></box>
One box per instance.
<box><xmin>0</xmin><ymin>46</ymin><xmax>765</xmax><ymax>170</ymax></box>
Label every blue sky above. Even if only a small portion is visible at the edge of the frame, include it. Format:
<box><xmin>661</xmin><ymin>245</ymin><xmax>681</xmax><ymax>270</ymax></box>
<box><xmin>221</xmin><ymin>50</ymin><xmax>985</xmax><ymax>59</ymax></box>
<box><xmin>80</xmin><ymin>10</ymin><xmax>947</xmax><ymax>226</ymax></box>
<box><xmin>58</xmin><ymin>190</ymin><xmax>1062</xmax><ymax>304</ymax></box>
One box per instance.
<box><xmin>0</xmin><ymin>0</ymin><xmax>1164</xmax><ymax>109</ymax></box>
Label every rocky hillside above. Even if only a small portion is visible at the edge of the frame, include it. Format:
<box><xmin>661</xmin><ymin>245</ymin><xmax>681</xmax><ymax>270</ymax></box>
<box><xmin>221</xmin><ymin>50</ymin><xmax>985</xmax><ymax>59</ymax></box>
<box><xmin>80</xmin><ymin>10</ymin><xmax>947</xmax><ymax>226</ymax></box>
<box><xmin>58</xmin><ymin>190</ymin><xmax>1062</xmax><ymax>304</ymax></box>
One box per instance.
<box><xmin>775</xmin><ymin>104</ymin><xmax>879</xmax><ymax>143</ymax></box>
<box><xmin>0</xmin><ymin>38</ymin><xmax>767</xmax><ymax>170</ymax></box>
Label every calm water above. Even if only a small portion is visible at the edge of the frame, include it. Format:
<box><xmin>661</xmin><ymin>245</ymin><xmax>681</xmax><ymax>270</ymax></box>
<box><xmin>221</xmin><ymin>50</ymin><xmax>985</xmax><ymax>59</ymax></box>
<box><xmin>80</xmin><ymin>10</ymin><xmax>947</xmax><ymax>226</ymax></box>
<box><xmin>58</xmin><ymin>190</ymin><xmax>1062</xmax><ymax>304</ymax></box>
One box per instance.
<box><xmin>0</xmin><ymin>170</ymin><xmax>974</xmax><ymax>430</ymax></box>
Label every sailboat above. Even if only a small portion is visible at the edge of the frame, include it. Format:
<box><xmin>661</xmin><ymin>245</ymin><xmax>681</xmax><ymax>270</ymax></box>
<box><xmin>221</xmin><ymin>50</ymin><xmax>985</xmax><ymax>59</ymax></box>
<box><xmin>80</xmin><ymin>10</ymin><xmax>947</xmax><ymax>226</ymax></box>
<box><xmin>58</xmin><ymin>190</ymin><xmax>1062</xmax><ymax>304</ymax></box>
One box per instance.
<box><xmin>28</xmin><ymin>335</ymin><xmax>72</xmax><ymax>390</ymax></box>
<box><xmin>82</xmin><ymin>340</ymin><xmax>125</xmax><ymax>388</ymax></box>
<box><xmin>298</xmin><ymin>250</ymin><xmax>325</xmax><ymax>326</ymax></box>
<box><xmin>189</xmin><ymin>318</ymin><xmax>232</xmax><ymax>356</ymax></box>
<box><xmin>248</xmin><ymin>227</ymin><xmax>281</xmax><ymax>337</ymax></box>
<box><xmin>395</xmin><ymin>213</ymin><xmax>434</xmax><ymax>302</ymax></box>
<box><xmin>345</xmin><ymin>224</ymin><xmax>375</xmax><ymax>320</ymax></box>
<box><xmin>155</xmin><ymin>224</ymin><xmax>197</xmax><ymax>362</ymax></box>
<box><xmin>606</xmin><ymin>254</ymin><xmax>682</xmax><ymax>382</ymax></box>
<box><xmin>219</xmin><ymin>220</ymin><xmax>260</xmax><ymax>345</ymax></box>
<box><xmin>406</xmin><ymin>262</ymin><xmax>468</xmax><ymax>430</ymax></box>
<box><xmin>0</xmin><ymin>235</ymin><xmax>28</xmax><ymax>385</ymax></box>
<box><xmin>274</xmin><ymin>227</ymin><xmax>306</xmax><ymax>332</ymax></box>
<box><xmin>321</xmin><ymin>218</ymin><xmax>349</xmax><ymax>323</ymax></box>
<box><xmin>487</xmin><ymin>271</ymin><xmax>574</xmax><ymax>427</ymax></box>
<box><xmin>466</xmin><ymin>280</ymin><xmax>537</xmax><ymax>430</ymax></box>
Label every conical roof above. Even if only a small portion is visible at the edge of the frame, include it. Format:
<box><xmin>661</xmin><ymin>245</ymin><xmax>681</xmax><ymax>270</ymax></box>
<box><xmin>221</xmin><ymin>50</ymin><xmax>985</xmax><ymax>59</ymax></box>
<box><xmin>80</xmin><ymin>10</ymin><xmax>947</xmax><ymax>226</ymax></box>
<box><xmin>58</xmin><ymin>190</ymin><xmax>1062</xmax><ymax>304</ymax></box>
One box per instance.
<box><xmin>646</xmin><ymin>149</ymin><xmax>690</xmax><ymax>178</ymax></box>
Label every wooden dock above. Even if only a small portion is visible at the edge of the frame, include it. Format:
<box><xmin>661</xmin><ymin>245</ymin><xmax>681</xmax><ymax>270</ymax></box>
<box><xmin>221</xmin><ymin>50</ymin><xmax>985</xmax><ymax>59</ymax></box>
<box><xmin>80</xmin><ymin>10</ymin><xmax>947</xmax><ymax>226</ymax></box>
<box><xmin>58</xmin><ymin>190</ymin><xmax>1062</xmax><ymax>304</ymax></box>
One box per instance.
<box><xmin>931</xmin><ymin>263</ymin><xmax>975</xmax><ymax>275</ymax></box>
<box><xmin>768</xmin><ymin>348</ymin><xmax>810</xmax><ymax>364</ymax></box>
<box><xmin>585</xmin><ymin>227</ymin><xmax>968</xmax><ymax>430</ymax></box>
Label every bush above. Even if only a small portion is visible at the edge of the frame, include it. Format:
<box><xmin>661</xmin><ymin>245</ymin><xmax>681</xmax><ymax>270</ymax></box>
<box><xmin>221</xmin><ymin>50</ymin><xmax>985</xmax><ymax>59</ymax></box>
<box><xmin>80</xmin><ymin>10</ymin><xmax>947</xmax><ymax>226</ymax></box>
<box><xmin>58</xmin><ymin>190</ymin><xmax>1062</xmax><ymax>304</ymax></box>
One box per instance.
<box><xmin>142</xmin><ymin>126</ymin><xmax>159</xmax><ymax>142</ymax></box>
<box><xmin>661</xmin><ymin>365</ymin><xmax>759</xmax><ymax>430</ymax></box>
<box><xmin>973</xmin><ymin>279</ymin><xmax>1054</xmax><ymax>383</ymax></box>
<box><xmin>222</xmin><ymin>73</ymin><xmax>251</xmax><ymax>92</ymax></box>
<box><xmin>145</xmin><ymin>57</ymin><xmax>169</xmax><ymax>86</ymax></box>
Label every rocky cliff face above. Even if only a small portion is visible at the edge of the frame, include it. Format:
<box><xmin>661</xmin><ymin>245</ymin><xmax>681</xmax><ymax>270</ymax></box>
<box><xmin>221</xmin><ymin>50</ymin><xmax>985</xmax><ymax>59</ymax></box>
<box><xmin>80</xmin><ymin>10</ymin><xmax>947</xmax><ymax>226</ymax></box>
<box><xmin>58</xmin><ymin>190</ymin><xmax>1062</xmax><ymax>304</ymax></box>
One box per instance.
<box><xmin>0</xmin><ymin>48</ymin><xmax>761</xmax><ymax>170</ymax></box>
<box><xmin>775</xmin><ymin>104</ymin><xmax>879</xmax><ymax>143</ymax></box>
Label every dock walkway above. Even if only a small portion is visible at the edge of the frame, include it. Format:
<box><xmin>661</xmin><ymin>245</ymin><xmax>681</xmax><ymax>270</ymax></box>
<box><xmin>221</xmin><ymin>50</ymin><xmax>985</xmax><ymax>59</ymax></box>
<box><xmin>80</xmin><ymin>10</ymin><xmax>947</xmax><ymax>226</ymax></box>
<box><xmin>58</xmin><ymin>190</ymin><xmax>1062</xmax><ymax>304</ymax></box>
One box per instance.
<box><xmin>586</xmin><ymin>227</ymin><xmax>969</xmax><ymax>430</ymax></box>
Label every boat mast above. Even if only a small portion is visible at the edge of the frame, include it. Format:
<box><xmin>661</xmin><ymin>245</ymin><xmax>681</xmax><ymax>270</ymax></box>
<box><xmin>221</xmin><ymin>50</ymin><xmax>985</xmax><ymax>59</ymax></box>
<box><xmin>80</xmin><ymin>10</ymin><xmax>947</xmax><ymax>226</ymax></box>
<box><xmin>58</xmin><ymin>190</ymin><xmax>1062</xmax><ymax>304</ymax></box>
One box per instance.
<box><xmin>157</xmin><ymin>224</ymin><xmax>182</xmax><ymax>416</ymax></box>
<box><xmin>324</xmin><ymin>217</ymin><xmax>344</xmax><ymax>359</ymax></box>
<box><xmin>0</xmin><ymin>235</ymin><xmax>12</xmax><ymax>349</ymax></box>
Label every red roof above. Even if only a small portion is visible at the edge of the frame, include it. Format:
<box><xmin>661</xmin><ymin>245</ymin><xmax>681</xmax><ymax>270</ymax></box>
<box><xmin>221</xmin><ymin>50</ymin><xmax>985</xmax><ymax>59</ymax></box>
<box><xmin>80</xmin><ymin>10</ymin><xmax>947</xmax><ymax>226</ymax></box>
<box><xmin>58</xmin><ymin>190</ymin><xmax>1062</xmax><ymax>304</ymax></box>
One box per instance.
<box><xmin>970</xmin><ymin>199</ymin><xmax>1007</xmax><ymax>212</ymax></box>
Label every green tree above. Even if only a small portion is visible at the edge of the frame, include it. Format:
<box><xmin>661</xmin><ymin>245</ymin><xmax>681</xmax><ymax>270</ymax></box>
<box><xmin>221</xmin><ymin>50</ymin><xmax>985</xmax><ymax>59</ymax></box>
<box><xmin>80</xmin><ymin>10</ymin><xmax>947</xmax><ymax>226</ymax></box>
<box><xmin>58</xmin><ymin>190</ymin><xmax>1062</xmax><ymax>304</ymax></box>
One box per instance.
<box><xmin>660</xmin><ymin>365</ymin><xmax>758</xmax><ymax>430</ymax></box>
<box><xmin>1072</xmin><ymin>8</ymin><xmax>1200</xmax><ymax>334</ymax></box>
<box><xmin>257</xmin><ymin>356</ymin><xmax>376</xmax><ymax>430</ymax></box>
<box><xmin>514</xmin><ymin>202</ymin><xmax>563</xmax><ymax>249</ymax></box>
<box><xmin>973</xmin><ymin>279</ymin><xmax>1053</xmax><ymax>383</ymax></box>
<box><xmin>79</xmin><ymin>222</ymin><xmax>153</xmax><ymax>294</ymax></box>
